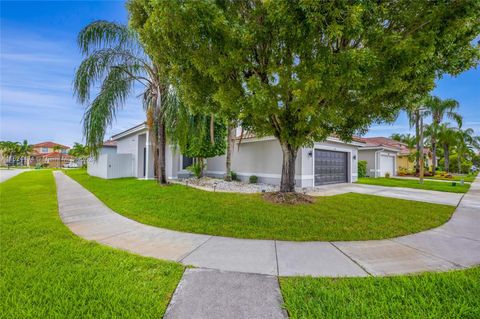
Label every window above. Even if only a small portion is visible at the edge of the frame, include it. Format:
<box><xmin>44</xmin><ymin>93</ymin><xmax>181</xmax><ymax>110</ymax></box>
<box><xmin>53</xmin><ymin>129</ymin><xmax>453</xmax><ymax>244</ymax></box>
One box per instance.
<box><xmin>42</xmin><ymin>147</ymin><xmax>48</xmax><ymax>153</ymax></box>
<box><xmin>61</xmin><ymin>149</ymin><xmax>67</xmax><ymax>154</ymax></box>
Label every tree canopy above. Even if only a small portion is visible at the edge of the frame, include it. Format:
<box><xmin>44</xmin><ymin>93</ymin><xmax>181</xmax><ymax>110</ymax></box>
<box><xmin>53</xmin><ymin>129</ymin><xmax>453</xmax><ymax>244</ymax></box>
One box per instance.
<box><xmin>128</xmin><ymin>0</ymin><xmax>479</xmax><ymax>191</ymax></box>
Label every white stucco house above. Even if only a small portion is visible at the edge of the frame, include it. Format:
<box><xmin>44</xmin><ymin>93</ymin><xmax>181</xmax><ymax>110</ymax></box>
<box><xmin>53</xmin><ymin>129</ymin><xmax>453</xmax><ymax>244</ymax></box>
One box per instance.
<box><xmin>355</xmin><ymin>137</ymin><xmax>399</xmax><ymax>177</ymax></box>
<box><xmin>88</xmin><ymin>122</ymin><xmax>365</xmax><ymax>187</ymax></box>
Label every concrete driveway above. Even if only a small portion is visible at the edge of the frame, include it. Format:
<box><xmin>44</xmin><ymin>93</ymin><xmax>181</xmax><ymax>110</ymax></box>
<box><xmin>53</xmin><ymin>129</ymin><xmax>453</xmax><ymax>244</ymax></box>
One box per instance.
<box><xmin>306</xmin><ymin>183</ymin><xmax>463</xmax><ymax>206</ymax></box>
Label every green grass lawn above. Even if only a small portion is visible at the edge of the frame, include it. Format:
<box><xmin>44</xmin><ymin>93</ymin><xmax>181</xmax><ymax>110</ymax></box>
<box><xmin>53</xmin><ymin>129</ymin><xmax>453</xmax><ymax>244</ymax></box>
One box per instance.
<box><xmin>0</xmin><ymin>170</ymin><xmax>183</xmax><ymax>318</ymax></box>
<box><xmin>357</xmin><ymin>177</ymin><xmax>470</xmax><ymax>193</ymax></box>
<box><xmin>65</xmin><ymin>170</ymin><xmax>455</xmax><ymax>241</ymax></box>
<box><xmin>280</xmin><ymin>267</ymin><xmax>480</xmax><ymax>319</ymax></box>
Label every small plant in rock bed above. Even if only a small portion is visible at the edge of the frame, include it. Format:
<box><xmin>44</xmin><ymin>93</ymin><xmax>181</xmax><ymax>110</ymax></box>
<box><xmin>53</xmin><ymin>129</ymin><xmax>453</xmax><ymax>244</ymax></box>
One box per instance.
<box><xmin>230</xmin><ymin>171</ymin><xmax>238</xmax><ymax>181</ymax></box>
<box><xmin>249</xmin><ymin>175</ymin><xmax>258</xmax><ymax>184</ymax></box>
<box><xmin>385</xmin><ymin>172</ymin><xmax>391</xmax><ymax>178</ymax></box>
<box><xmin>187</xmin><ymin>162</ymin><xmax>205</xmax><ymax>179</ymax></box>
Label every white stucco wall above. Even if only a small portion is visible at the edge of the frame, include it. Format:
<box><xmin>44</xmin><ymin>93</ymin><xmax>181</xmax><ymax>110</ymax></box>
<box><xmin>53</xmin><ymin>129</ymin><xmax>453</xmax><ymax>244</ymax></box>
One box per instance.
<box><xmin>206</xmin><ymin>137</ymin><xmax>359</xmax><ymax>187</ymax></box>
<box><xmin>358</xmin><ymin>149</ymin><xmax>397</xmax><ymax>178</ymax></box>
<box><xmin>87</xmin><ymin>153</ymin><xmax>133</xmax><ymax>179</ymax></box>
<box><xmin>116</xmin><ymin>134</ymin><xmax>139</xmax><ymax>177</ymax></box>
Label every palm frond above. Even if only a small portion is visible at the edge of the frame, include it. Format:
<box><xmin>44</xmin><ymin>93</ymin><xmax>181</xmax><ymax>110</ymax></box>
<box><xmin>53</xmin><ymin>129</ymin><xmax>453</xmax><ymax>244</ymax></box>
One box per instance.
<box><xmin>77</xmin><ymin>20</ymin><xmax>137</xmax><ymax>55</ymax></box>
<box><xmin>83</xmin><ymin>67</ymin><xmax>134</xmax><ymax>156</ymax></box>
<box><xmin>74</xmin><ymin>49</ymin><xmax>148</xmax><ymax>103</ymax></box>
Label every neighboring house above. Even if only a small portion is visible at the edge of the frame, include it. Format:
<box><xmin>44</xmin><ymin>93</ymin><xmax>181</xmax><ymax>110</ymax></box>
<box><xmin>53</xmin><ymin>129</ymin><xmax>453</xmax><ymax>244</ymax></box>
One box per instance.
<box><xmin>355</xmin><ymin>137</ymin><xmax>432</xmax><ymax>177</ymax></box>
<box><xmin>88</xmin><ymin>123</ymin><xmax>363</xmax><ymax>187</ymax></box>
<box><xmin>32</xmin><ymin>142</ymin><xmax>72</xmax><ymax>167</ymax></box>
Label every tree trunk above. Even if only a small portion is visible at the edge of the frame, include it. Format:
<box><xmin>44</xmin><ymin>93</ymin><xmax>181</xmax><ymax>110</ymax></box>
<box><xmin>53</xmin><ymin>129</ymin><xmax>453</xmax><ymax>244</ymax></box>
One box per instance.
<box><xmin>444</xmin><ymin>145</ymin><xmax>450</xmax><ymax>173</ymax></box>
<box><xmin>415</xmin><ymin>112</ymin><xmax>420</xmax><ymax>174</ymax></box>
<box><xmin>457</xmin><ymin>154</ymin><xmax>461</xmax><ymax>174</ymax></box>
<box><xmin>150</xmin><ymin>127</ymin><xmax>159</xmax><ymax>179</ymax></box>
<box><xmin>431</xmin><ymin>140</ymin><xmax>437</xmax><ymax>175</ymax></box>
<box><xmin>157</xmin><ymin>121</ymin><xmax>167</xmax><ymax>184</ymax></box>
<box><xmin>224</xmin><ymin>124</ymin><xmax>234</xmax><ymax>181</ymax></box>
<box><xmin>279</xmin><ymin>142</ymin><xmax>298</xmax><ymax>192</ymax></box>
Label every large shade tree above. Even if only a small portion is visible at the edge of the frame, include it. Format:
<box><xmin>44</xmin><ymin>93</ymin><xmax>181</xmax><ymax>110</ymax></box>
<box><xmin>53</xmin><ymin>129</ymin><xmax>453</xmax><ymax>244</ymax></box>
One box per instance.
<box><xmin>129</xmin><ymin>0</ymin><xmax>480</xmax><ymax>192</ymax></box>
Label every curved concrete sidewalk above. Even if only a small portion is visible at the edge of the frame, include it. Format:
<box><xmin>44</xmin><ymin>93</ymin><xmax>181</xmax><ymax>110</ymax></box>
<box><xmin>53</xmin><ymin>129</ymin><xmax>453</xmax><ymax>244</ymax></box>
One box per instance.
<box><xmin>54</xmin><ymin>171</ymin><xmax>480</xmax><ymax>277</ymax></box>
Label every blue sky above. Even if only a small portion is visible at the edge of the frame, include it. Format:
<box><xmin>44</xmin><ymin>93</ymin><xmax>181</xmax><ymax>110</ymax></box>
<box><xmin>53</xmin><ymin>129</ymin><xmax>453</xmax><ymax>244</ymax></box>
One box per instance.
<box><xmin>1</xmin><ymin>1</ymin><xmax>479</xmax><ymax>147</ymax></box>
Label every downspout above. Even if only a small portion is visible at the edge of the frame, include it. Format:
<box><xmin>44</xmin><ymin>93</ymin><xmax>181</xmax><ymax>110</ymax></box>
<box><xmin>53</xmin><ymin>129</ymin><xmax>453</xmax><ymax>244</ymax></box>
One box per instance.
<box><xmin>374</xmin><ymin>150</ymin><xmax>380</xmax><ymax>178</ymax></box>
<box><xmin>145</xmin><ymin>130</ymin><xmax>150</xmax><ymax>179</ymax></box>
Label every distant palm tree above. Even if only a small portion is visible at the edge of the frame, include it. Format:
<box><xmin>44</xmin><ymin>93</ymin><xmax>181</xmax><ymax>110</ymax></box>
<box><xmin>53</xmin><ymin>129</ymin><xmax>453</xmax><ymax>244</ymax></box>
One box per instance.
<box><xmin>69</xmin><ymin>142</ymin><xmax>90</xmax><ymax>167</ymax></box>
<box><xmin>437</xmin><ymin>123</ymin><xmax>458</xmax><ymax>173</ymax></box>
<box><xmin>455</xmin><ymin>128</ymin><xmax>480</xmax><ymax>173</ymax></box>
<box><xmin>406</xmin><ymin>101</ymin><xmax>425</xmax><ymax>173</ymax></box>
<box><xmin>390</xmin><ymin>133</ymin><xmax>416</xmax><ymax>149</ymax></box>
<box><xmin>423</xmin><ymin>96</ymin><xmax>462</xmax><ymax>173</ymax></box>
<box><xmin>0</xmin><ymin>141</ymin><xmax>20</xmax><ymax>167</ymax></box>
<box><xmin>18</xmin><ymin>140</ymin><xmax>33</xmax><ymax>166</ymax></box>
<box><xmin>74</xmin><ymin>20</ymin><xmax>173</xmax><ymax>184</ymax></box>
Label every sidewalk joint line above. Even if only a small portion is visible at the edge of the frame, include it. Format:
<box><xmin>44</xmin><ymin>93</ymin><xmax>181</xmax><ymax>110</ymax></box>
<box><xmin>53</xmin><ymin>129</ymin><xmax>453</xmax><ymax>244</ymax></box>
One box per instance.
<box><xmin>330</xmin><ymin>242</ymin><xmax>372</xmax><ymax>276</ymax></box>
<box><xmin>274</xmin><ymin>240</ymin><xmax>280</xmax><ymax>276</ymax></box>
<box><xmin>177</xmin><ymin>236</ymin><xmax>214</xmax><ymax>263</ymax></box>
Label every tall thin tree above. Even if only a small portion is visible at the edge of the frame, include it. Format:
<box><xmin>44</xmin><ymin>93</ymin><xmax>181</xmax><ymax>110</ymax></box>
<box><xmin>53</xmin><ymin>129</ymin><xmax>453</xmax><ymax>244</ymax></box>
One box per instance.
<box><xmin>437</xmin><ymin>123</ymin><xmax>458</xmax><ymax>173</ymax></box>
<box><xmin>424</xmin><ymin>96</ymin><xmax>462</xmax><ymax>174</ymax></box>
<box><xmin>73</xmin><ymin>21</ymin><xmax>172</xmax><ymax>183</ymax></box>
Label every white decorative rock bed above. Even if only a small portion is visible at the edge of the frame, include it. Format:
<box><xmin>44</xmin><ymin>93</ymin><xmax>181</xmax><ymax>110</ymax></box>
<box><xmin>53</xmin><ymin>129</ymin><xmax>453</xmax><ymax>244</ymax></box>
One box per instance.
<box><xmin>173</xmin><ymin>177</ymin><xmax>279</xmax><ymax>193</ymax></box>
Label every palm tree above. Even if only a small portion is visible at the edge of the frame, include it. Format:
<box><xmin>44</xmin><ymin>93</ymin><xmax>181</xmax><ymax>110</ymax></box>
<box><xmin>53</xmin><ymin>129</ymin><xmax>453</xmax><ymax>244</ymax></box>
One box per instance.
<box><xmin>455</xmin><ymin>128</ymin><xmax>480</xmax><ymax>173</ymax></box>
<box><xmin>73</xmin><ymin>21</ymin><xmax>172</xmax><ymax>184</ymax></box>
<box><xmin>390</xmin><ymin>133</ymin><xmax>416</xmax><ymax>149</ymax></box>
<box><xmin>437</xmin><ymin>123</ymin><xmax>458</xmax><ymax>173</ymax></box>
<box><xmin>69</xmin><ymin>142</ymin><xmax>90</xmax><ymax>167</ymax></box>
<box><xmin>18</xmin><ymin>140</ymin><xmax>33</xmax><ymax>167</ymax></box>
<box><xmin>0</xmin><ymin>141</ymin><xmax>20</xmax><ymax>167</ymax></box>
<box><xmin>406</xmin><ymin>107</ymin><xmax>422</xmax><ymax>173</ymax></box>
<box><xmin>423</xmin><ymin>96</ymin><xmax>461</xmax><ymax>174</ymax></box>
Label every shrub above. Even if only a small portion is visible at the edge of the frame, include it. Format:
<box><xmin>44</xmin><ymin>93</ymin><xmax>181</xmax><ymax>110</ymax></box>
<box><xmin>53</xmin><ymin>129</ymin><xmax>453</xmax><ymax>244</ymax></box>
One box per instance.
<box><xmin>385</xmin><ymin>172</ymin><xmax>391</xmax><ymax>178</ymax></box>
<box><xmin>249</xmin><ymin>175</ymin><xmax>258</xmax><ymax>184</ymax></box>
<box><xmin>187</xmin><ymin>161</ymin><xmax>205</xmax><ymax>179</ymax></box>
<box><xmin>230</xmin><ymin>171</ymin><xmax>238</xmax><ymax>181</ymax></box>
<box><xmin>358</xmin><ymin>160</ymin><xmax>367</xmax><ymax>178</ymax></box>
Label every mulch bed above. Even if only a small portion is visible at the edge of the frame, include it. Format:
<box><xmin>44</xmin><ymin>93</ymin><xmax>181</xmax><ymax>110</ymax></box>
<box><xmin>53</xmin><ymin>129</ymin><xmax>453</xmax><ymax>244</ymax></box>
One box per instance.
<box><xmin>262</xmin><ymin>192</ymin><xmax>315</xmax><ymax>205</ymax></box>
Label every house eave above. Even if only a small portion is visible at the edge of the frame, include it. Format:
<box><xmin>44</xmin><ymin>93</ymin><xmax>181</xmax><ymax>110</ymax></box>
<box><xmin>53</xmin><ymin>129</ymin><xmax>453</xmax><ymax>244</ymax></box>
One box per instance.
<box><xmin>111</xmin><ymin>123</ymin><xmax>147</xmax><ymax>140</ymax></box>
<box><xmin>359</xmin><ymin>146</ymin><xmax>399</xmax><ymax>153</ymax></box>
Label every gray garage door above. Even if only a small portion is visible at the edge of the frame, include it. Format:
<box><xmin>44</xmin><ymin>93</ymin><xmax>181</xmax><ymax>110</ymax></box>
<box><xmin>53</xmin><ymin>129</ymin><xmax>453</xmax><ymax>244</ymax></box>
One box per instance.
<box><xmin>314</xmin><ymin>150</ymin><xmax>348</xmax><ymax>185</ymax></box>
